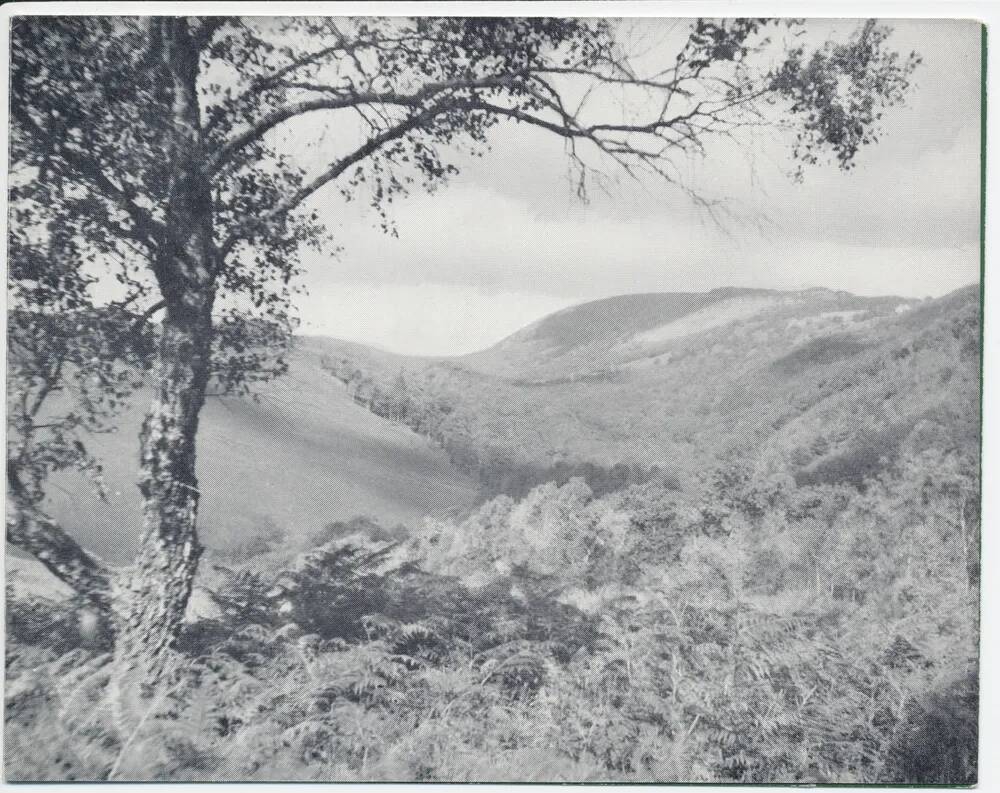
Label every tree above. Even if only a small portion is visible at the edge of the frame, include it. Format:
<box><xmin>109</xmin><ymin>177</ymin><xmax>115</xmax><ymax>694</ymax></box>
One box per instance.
<box><xmin>7</xmin><ymin>15</ymin><xmax>920</xmax><ymax>679</ymax></box>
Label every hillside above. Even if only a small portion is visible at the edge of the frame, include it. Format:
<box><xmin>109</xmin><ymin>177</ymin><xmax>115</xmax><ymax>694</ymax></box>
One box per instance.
<box><xmin>10</xmin><ymin>282</ymin><xmax>981</xmax><ymax>784</ymax></box>
<box><xmin>41</xmin><ymin>340</ymin><xmax>478</xmax><ymax>564</ymax></box>
<box><xmin>316</xmin><ymin>284</ymin><xmax>980</xmax><ymax>493</ymax></box>
<box><xmin>28</xmin><ymin>283</ymin><xmax>981</xmax><ymax>563</ymax></box>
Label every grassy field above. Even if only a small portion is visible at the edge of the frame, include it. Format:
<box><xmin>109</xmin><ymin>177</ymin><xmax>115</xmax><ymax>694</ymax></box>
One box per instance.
<box><xmin>42</xmin><ymin>339</ymin><xmax>477</xmax><ymax>563</ymax></box>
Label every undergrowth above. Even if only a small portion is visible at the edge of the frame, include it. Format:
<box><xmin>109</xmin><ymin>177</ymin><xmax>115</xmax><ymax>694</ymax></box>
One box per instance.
<box><xmin>4</xmin><ymin>454</ymin><xmax>979</xmax><ymax>782</ymax></box>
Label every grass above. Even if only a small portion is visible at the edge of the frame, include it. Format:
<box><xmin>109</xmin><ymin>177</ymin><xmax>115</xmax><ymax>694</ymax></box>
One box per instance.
<box><xmin>42</xmin><ymin>340</ymin><xmax>477</xmax><ymax>564</ymax></box>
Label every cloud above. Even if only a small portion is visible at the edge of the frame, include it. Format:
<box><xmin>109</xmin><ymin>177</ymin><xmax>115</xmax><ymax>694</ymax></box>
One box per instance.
<box><xmin>297</xmin><ymin>282</ymin><xmax>573</xmax><ymax>356</ymax></box>
<box><xmin>297</xmin><ymin>183</ymin><xmax>977</xmax><ymax>354</ymax></box>
<box><xmin>280</xmin><ymin>18</ymin><xmax>981</xmax><ymax>355</ymax></box>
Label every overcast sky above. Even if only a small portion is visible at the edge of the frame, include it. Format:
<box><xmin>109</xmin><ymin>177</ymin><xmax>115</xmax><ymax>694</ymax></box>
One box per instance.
<box><xmin>289</xmin><ymin>18</ymin><xmax>981</xmax><ymax>356</ymax></box>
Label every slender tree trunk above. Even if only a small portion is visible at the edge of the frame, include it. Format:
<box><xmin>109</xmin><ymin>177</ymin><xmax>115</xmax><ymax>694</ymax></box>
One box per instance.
<box><xmin>114</xmin><ymin>18</ymin><xmax>216</xmax><ymax>683</ymax></box>
<box><xmin>115</xmin><ymin>303</ymin><xmax>213</xmax><ymax>673</ymax></box>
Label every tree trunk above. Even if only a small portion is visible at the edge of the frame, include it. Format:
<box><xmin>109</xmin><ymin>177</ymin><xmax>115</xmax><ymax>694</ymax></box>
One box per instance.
<box><xmin>114</xmin><ymin>18</ymin><xmax>216</xmax><ymax>683</ymax></box>
<box><xmin>115</xmin><ymin>303</ymin><xmax>213</xmax><ymax>674</ymax></box>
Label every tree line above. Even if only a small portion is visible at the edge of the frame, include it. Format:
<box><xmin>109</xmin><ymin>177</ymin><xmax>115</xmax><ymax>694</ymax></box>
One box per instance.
<box><xmin>320</xmin><ymin>354</ymin><xmax>678</xmax><ymax>498</ymax></box>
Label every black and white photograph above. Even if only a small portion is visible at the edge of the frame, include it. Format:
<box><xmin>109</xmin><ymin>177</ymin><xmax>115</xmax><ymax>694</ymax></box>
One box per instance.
<box><xmin>2</xmin><ymin>4</ymin><xmax>989</xmax><ymax>785</ymax></box>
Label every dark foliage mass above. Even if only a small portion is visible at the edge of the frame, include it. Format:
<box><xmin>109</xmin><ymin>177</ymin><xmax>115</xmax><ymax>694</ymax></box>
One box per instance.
<box><xmin>772</xmin><ymin>334</ymin><xmax>870</xmax><ymax>376</ymax></box>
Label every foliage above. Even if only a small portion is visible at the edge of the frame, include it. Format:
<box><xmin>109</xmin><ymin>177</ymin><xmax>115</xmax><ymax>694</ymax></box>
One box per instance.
<box><xmin>770</xmin><ymin>20</ymin><xmax>921</xmax><ymax>179</ymax></box>
<box><xmin>6</xmin><ymin>437</ymin><xmax>979</xmax><ymax>781</ymax></box>
<box><xmin>321</xmin><ymin>352</ymin><xmax>675</xmax><ymax>497</ymax></box>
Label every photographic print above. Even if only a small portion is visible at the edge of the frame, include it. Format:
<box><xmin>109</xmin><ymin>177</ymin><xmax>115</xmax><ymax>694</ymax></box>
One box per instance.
<box><xmin>3</xmin><ymin>9</ymin><xmax>983</xmax><ymax>784</ymax></box>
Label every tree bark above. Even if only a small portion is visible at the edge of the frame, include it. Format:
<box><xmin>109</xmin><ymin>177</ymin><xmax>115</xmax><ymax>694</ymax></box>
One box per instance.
<box><xmin>115</xmin><ymin>304</ymin><xmax>213</xmax><ymax>673</ymax></box>
<box><xmin>114</xmin><ymin>18</ymin><xmax>216</xmax><ymax>682</ymax></box>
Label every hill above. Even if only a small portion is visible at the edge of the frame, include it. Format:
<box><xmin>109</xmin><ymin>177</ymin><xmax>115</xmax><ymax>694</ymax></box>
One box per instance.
<box><xmin>41</xmin><ymin>339</ymin><xmax>478</xmax><ymax>563</ymax></box>
<box><xmin>9</xmin><ymin>282</ymin><xmax>981</xmax><ymax>784</ymax></box>
<box><xmin>460</xmin><ymin>287</ymin><xmax>786</xmax><ymax>379</ymax></box>
<box><xmin>315</xmin><ymin>284</ymin><xmax>980</xmax><ymax>494</ymax></box>
<box><xmin>28</xmin><ymin>283</ymin><xmax>980</xmax><ymax>562</ymax></box>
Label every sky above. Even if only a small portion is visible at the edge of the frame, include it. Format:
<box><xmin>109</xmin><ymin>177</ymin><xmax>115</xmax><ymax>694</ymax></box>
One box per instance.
<box><xmin>284</xmin><ymin>18</ymin><xmax>982</xmax><ymax>356</ymax></box>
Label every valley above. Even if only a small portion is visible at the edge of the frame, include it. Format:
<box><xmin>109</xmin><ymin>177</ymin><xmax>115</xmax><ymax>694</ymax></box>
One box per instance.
<box><xmin>9</xmin><ymin>282</ymin><xmax>982</xmax><ymax>783</ymax></box>
<box><xmin>35</xmin><ymin>283</ymin><xmax>979</xmax><ymax>565</ymax></box>
<box><xmin>316</xmin><ymin>284</ymin><xmax>980</xmax><ymax>497</ymax></box>
<box><xmin>41</xmin><ymin>340</ymin><xmax>478</xmax><ymax>563</ymax></box>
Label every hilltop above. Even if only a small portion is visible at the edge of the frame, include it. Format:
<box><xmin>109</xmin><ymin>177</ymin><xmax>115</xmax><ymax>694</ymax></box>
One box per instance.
<box><xmin>461</xmin><ymin>287</ymin><xmax>797</xmax><ymax>379</ymax></box>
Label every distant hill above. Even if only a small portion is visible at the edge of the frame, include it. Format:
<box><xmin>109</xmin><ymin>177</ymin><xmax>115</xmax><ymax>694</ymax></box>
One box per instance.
<box><xmin>461</xmin><ymin>287</ymin><xmax>784</xmax><ymax>378</ymax></box>
<box><xmin>316</xmin><ymin>284</ymin><xmax>980</xmax><ymax>492</ymax></box>
<box><xmin>461</xmin><ymin>287</ymin><xmax>905</xmax><ymax>380</ymax></box>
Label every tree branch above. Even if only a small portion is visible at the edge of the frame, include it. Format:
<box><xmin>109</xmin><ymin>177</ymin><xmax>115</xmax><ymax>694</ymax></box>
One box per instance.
<box><xmin>131</xmin><ymin>299</ymin><xmax>167</xmax><ymax>331</ymax></box>
<box><xmin>218</xmin><ymin>101</ymin><xmax>447</xmax><ymax>255</ymax></box>
<box><xmin>219</xmin><ymin>82</ymin><xmax>745</xmax><ymax>253</ymax></box>
<box><xmin>207</xmin><ymin>72</ymin><xmax>527</xmax><ymax>175</ymax></box>
<box><xmin>6</xmin><ymin>483</ymin><xmax>115</xmax><ymax>618</ymax></box>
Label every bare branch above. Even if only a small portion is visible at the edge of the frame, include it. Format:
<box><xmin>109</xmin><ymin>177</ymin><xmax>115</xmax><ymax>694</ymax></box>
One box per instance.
<box><xmin>207</xmin><ymin>72</ymin><xmax>528</xmax><ymax>175</ymax></box>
